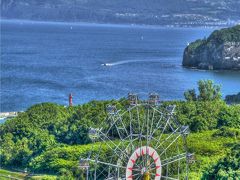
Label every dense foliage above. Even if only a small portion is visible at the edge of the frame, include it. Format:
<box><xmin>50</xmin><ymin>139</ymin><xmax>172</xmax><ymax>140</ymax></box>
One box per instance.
<box><xmin>188</xmin><ymin>25</ymin><xmax>240</xmax><ymax>52</ymax></box>
<box><xmin>184</xmin><ymin>80</ymin><xmax>221</xmax><ymax>101</ymax></box>
<box><xmin>202</xmin><ymin>143</ymin><xmax>240</xmax><ymax>179</ymax></box>
<box><xmin>208</xmin><ymin>25</ymin><xmax>240</xmax><ymax>44</ymax></box>
<box><xmin>0</xmin><ymin>80</ymin><xmax>239</xmax><ymax>179</ymax></box>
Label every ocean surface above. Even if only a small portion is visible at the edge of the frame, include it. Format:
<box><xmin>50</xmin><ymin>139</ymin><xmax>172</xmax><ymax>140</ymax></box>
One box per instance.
<box><xmin>1</xmin><ymin>20</ymin><xmax>240</xmax><ymax>112</ymax></box>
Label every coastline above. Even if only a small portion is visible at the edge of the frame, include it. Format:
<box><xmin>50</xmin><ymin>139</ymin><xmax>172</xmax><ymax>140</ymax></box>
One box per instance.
<box><xmin>0</xmin><ymin>112</ymin><xmax>18</xmax><ymax>124</ymax></box>
<box><xmin>0</xmin><ymin>18</ymin><xmax>225</xmax><ymax>29</ymax></box>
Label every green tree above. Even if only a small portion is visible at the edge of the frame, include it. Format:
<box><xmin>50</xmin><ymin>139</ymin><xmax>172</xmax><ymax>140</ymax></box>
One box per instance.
<box><xmin>0</xmin><ymin>133</ymin><xmax>15</xmax><ymax>165</ymax></box>
<box><xmin>57</xmin><ymin>168</ymin><xmax>74</xmax><ymax>179</ymax></box>
<box><xmin>184</xmin><ymin>80</ymin><xmax>221</xmax><ymax>102</ymax></box>
<box><xmin>13</xmin><ymin>137</ymin><xmax>33</xmax><ymax>167</ymax></box>
<box><xmin>197</xmin><ymin>80</ymin><xmax>221</xmax><ymax>101</ymax></box>
<box><xmin>217</xmin><ymin>104</ymin><xmax>240</xmax><ymax>129</ymax></box>
<box><xmin>184</xmin><ymin>89</ymin><xmax>197</xmax><ymax>101</ymax></box>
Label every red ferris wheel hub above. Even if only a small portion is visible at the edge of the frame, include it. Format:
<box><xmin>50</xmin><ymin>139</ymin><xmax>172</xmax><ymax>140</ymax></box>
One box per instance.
<box><xmin>126</xmin><ymin>146</ymin><xmax>162</xmax><ymax>180</ymax></box>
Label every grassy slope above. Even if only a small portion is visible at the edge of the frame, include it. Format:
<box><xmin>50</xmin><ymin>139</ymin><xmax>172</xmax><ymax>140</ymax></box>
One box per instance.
<box><xmin>29</xmin><ymin>130</ymin><xmax>238</xmax><ymax>179</ymax></box>
<box><xmin>0</xmin><ymin>169</ymin><xmax>57</xmax><ymax>180</ymax></box>
<box><xmin>187</xmin><ymin>131</ymin><xmax>237</xmax><ymax>179</ymax></box>
<box><xmin>0</xmin><ymin>169</ymin><xmax>26</xmax><ymax>179</ymax></box>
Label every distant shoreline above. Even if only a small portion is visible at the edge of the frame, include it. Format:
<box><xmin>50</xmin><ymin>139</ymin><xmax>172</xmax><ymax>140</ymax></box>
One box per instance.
<box><xmin>1</xmin><ymin>18</ymin><xmax>225</xmax><ymax>29</ymax></box>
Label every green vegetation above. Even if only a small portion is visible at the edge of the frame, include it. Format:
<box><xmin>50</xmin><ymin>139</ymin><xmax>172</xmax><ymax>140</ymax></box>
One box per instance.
<box><xmin>187</xmin><ymin>39</ymin><xmax>207</xmax><ymax>51</ymax></box>
<box><xmin>0</xmin><ymin>168</ymin><xmax>26</xmax><ymax>179</ymax></box>
<box><xmin>0</xmin><ymin>169</ymin><xmax>57</xmax><ymax>180</ymax></box>
<box><xmin>184</xmin><ymin>80</ymin><xmax>221</xmax><ymax>101</ymax></box>
<box><xmin>0</xmin><ymin>80</ymin><xmax>239</xmax><ymax>179</ymax></box>
<box><xmin>202</xmin><ymin>143</ymin><xmax>240</xmax><ymax>179</ymax></box>
<box><xmin>187</xmin><ymin>25</ymin><xmax>240</xmax><ymax>52</ymax></box>
<box><xmin>208</xmin><ymin>25</ymin><xmax>240</xmax><ymax>44</ymax></box>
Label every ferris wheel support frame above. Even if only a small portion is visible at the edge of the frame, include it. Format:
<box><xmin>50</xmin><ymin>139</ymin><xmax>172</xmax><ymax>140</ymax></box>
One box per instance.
<box><xmin>80</xmin><ymin>93</ymin><xmax>191</xmax><ymax>180</ymax></box>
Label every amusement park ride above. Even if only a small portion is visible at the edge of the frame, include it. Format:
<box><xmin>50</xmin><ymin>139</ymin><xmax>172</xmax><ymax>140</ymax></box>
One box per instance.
<box><xmin>80</xmin><ymin>93</ymin><xmax>193</xmax><ymax>180</ymax></box>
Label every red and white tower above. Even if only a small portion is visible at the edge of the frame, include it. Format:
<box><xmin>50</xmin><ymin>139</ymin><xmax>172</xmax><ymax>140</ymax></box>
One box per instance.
<box><xmin>69</xmin><ymin>93</ymin><xmax>73</xmax><ymax>106</ymax></box>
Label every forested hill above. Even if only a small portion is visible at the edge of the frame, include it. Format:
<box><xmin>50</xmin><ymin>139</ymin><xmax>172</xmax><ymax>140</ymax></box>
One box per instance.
<box><xmin>182</xmin><ymin>25</ymin><xmax>240</xmax><ymax>70</ymax></box>
<box><xmin>1</xmin><ymin>0</ymin><xmax>240</xmax><ymax>26</ymax></box>
<box><xmin>0</xmin><ymin>80</ymin><xmax>240</xmax><ymax>179</ymax></box>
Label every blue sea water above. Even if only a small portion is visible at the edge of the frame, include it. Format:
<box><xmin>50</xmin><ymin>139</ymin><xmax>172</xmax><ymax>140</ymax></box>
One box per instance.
<box><xmin>1</xmin><ymin>20</ymin><xmax>240</xmax><ymax>112</ymax></box>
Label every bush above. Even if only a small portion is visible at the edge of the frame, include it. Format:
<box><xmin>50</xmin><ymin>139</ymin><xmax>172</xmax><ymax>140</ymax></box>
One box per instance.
<box><xmin>202</xmin><ymin>143</ymin><xmax>240</xmax><ymax>179</ymax></box>
<box><xmin>213</xmin><ymin>127</ymin><xmax>240</xmax><ymax>139</ymax></box>
<box><xmin>217</xmin><ymin>104</ymin><xmax>240</xmax><ymax>129</ymax></box>
<box><xmin>57</xmin><ymin>168</ymin><xmax>74</xmax><ymax>179</ymax></box>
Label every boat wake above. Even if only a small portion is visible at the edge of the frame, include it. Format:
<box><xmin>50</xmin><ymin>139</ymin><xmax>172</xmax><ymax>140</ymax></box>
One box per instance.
<box><xmin>101</xmin><ymin>63</ymin><xmax>113</xmax><ymax>66</ymax></box>
<box><xmin>101</xmin><ymin>59</ymin><xmax>178</xmax><ymax>67</ymax></box>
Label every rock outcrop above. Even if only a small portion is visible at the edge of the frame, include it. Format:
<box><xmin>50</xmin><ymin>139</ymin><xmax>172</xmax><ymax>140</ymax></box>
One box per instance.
<box><xmin>225</xmin><ymin>92</ymin><xmax>240</xmax><ymax>104</ymax></box>
<box><xmin>183</xmin><ymin>25</ymin><xmax>240</xmax><ymax>70</ymax></box>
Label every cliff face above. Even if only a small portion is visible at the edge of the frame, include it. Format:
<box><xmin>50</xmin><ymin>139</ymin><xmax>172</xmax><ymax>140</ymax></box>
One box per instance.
<box><xmin>225</xmin><ymin>92</ymin><xmax>240</xmax><ymax>104</ymax></box>
<box><xmin>183</xmin><ymin>25</ymin><xmax>240</xmax><ymax>70</ymax></box>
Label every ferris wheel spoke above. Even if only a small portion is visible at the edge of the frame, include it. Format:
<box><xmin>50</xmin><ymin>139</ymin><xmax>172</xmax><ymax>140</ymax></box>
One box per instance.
<box><xmin>146</xmin><ymin>106</ymin><xmax>150</xmax><ymax>143</ymax></box>
<box><xmin>154</xmin><ymin>126</ymin><xmax>180</xmax><ymax>150</ymax></box>
<box><xmin>111</xmin><ymin>137</ymin><xmax>139</xmax><ymax>166</ymax></box>
<box><xmin>91</xmin><ymin>135</ymin><xmax>106</xmax><ymax>180</ymax></box>
<box><xmin>117</xmin><ymin>115</ymin><xmax>136</xmax><ymax>157</ymax></box>
<box><xmin>137</xmin><ymin>155</ymin><xmax>145</xmax><ymax>169</ymax></box>
<box><xmin>111</xmin><ymin>142</ymin><xmax>131</xmax><ymax>164</ymax></box>
<box><xmin>150</xmin><ymin>136</ymin><xmax>161</xmax><ymax>144</ymax></box>
<box><xmin>106</xmin><ymin>110</ymin><xmax>130</xmax><ymax>135</ymax></box>
<box><xmin>107</xmin><ymin>115</ymin><xmax>119</xmax><ymax>132</ymax></box>
<box><xmin>137</xmin><ymin>106</ymin><xmax>144</xmax><ymax>150</ymax></box>
<box><xmin>175</xmin><ymin>139</ymin><xmax>181</xmax><ymax>179</ymax></box>
<box><xmin>132</xmin><ymin>172</ymin><xmax>142</xmax><ymax>176</ymax></box>
<box><xmin>96</xmin><ymin>165</ymin><xmax>109</xmax><ymax>179</ymax></box>
<box><xmin>98</xmin><ymin>131</ymin><xmax>130</xmax><ymax>160</ymax></box>
<box><xmin>87</xmin><ymin>158</ymin><xmax>126</xmax><ymax>169</ymax></box>
<box><xmin>135</xmin><ymin>174</ymin><xmax>143</xmax><ymax>180</ymax></box>
<box><xmin>107</xmin><ymin>165</ymin><xmax>111</xmax><ymax>178</ymax></box>
<box><xmin>100</xmin><ymin>168</ymin><xmax>109</xmax><ymax>179</ymax></box>
<box><xmin>149</xmin><ymin>172</ymin><xmax>156</xmax><ymax>176</ymax></box>
<box><xmin>147</xmin><ymin>133</ymin><xmax>182</xmax><ymax>170</ymax></box>
<box><xmin>159</xmin><ymin>134</ymin><xmax>182</xmax><ymax>156</ymax></box>
<box><xmin>141</xmin><ymin>112</ymin><xmax>147</xmax><ymax>168</ymax></box>
<box><xmin>146</xmin><ymin>106</ymin><xmax>151</xmax><ymax>166</ymax></box>
<box><xmin>154</xmin><ymin>114</ymin><xmax>173</xmax><ymax>149</ymax></box>
<box><xmin>148</xmin><ymin>107</ymin><xmax>156</xmax><ymax>145</ymax></box>
<box><xmin>161</xmin><ymin>153</ymin><xmax>187</xmax><ymax>166</ymax></box>
<box><xmin>146</xmin><ymin>160</ymin><xmax>157</xmax><ymax>172</ymax></box>
<box><xmin>120</xmin><ymin>116</ymin><xmax>130</xmax><ymax>137</ymax></box>
<box><xmin>128</xmin><ymin>109</ymin><xmax>134</xmax><ymax>150</ymax></box>
<box><xmin>133</xmin><ymin>162</ymin><xmax>141</xmax><ymax>170</ymax></box>
<box><xmin>115</xmin><ymin>114</ymin><xmax>130</xmax><ymax>139</ymax></box>
<box><xmin>136</xmin><ymin>106</ymin><xmax>141</xmax><ymax>134</ymax></box>
<box><xmin>132</xmin><ymin>168</ymin><xmax>142</xmax><ymax>172</ymax></box>
<box><xmin>127</xmin><ymin>135</ymin><xmax>139</xmax><ymax>147</ymax></box>
<box><xmin>148</xmin><ymin>111</ymin><xmax>164</xmax><ymax>142</ymax></box>
<box><xmin>148</xmin><ymin>166</ymin><xmax>156</xmax><ymax>172</ymax></box>
<box><xmin>114</xmin><ymin>124</ymin><xmax>124</xmax><ymax>141</ymax></box>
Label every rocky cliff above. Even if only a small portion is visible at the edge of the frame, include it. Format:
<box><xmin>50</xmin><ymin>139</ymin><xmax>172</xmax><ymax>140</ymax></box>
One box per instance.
<box><xmin>183</xmin><ymin>25</ymin><xmax>240</xmax><ymax>70</ymax></box>
<box><xmin>225</xmin><ymin>92</ymin><xmax>240</xmax><ymax>104</ymax></box>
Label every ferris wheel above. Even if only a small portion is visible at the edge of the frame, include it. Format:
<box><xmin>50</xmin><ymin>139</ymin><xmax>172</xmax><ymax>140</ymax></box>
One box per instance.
<box><xmin>81</xmin><ymin>93</ymin><xmax>191</xmax><ymax>180</ymax></box>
